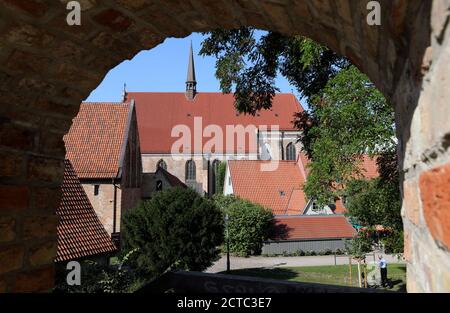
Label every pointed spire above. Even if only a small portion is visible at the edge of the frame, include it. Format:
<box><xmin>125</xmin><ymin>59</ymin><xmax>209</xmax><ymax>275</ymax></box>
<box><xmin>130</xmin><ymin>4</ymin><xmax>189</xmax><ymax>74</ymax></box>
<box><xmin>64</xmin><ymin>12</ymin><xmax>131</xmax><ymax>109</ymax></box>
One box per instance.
<box><xmin>186</xmin><ymin>41</ymin><xmax>197</xmax><ymax>101</ymax></box>
<box><xmin>122</xmin><ymin>83</ymin><xmax>127</xmax><ymax>102</ymax></box>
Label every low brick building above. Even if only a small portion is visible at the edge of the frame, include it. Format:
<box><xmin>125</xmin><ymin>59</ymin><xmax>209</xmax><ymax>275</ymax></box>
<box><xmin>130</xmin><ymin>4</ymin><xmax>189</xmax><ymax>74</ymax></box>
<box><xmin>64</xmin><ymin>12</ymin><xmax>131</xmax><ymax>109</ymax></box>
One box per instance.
<box><xmin>64</xmin><ymin>101</ymin><xmax>142</xmax><ymax>245</ymax></box>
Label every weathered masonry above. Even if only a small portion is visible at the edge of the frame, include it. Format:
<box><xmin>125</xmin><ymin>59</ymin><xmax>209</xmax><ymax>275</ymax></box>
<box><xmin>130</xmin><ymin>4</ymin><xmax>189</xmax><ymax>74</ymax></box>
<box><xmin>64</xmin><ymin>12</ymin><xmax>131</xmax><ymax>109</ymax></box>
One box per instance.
<box><xmin>0</xmin><ymin>0</ymin><xmax>449</xmax><ymax>292</ymax></box>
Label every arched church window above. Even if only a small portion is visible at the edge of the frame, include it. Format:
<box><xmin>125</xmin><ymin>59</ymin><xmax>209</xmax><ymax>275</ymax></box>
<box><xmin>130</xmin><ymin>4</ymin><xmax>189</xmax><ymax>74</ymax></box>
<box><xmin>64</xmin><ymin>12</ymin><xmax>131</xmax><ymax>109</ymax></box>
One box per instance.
<box><xmin>286</xmin><ymin>143</ymin><xmax>296</xmax><ymax>161</ymax></box>
<box><xmin>261</xmin><ymin>142</ymin><xmax>272</xmax><ymax>160</ymax></box>
<box><xmin>157</xmin><ymin>159</ymin><xmax>167</xmax><ymax>171</ymax></box>
<box><xmin>156</xmin><ymin>180</ymin><xmax>163</xmax><ymax>192</ymax></box>
<box><xmin>186</xmin><ymin>160</ymin><xmax>196</xmax><ymax>181</ymax></box>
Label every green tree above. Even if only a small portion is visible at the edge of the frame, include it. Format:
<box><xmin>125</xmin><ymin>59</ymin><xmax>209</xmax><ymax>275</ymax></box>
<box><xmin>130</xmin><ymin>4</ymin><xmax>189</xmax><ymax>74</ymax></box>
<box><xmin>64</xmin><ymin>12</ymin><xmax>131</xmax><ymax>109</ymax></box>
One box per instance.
<box><xmin>122</xmin><ymin>187</ymin><xmax>224</xmax><ymax>276</ymax></box>
<box><xmin>214</xmin><ymin>195</ymin><xmax>273</xmax><ymax>256</ymax></box>
<box><xmin>201</xmin><ymin>28</ymin><xmax>402</xmax><ymax>252</ymax></box>
<box><xmin>200</xmin><ymin>28</ymin><xmax>349</xmax><ymax>115</ymax></box>
<box><xmin>302</xmin><ymin>66</ymin><xmax>396</xmax><ymax>205</ymax></box>
<box><xmin>344</xmin><ymin>152</ymin><xmax>403</xmax><ymax>254</ymax></box>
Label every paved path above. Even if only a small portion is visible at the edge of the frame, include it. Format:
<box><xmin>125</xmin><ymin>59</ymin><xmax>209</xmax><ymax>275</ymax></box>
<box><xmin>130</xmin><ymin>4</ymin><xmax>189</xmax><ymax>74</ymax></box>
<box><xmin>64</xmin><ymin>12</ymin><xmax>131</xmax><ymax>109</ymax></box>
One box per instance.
<box><xmin>206</xmin><ymin>253</ymin><xmax>404</xmax><ymax>273</ymax></box>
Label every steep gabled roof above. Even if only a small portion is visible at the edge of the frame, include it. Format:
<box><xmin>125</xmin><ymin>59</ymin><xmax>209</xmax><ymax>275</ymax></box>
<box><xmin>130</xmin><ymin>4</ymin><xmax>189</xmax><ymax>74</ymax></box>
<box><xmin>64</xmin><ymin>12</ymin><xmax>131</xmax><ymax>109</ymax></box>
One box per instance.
<box><xmin>56</xmin><ymin>160</ymin><xmax>117</xmax><ymax>262</ymax></box>
<box><xmin>64</xmin><ymin>102</ymin><xmax>132</xmax><ymax>179</ymax></box>
<box><xmin>159</xmin><ymin>167</ymin><xmax>187</xmax><ymax>188</ymax></box>
<box><xmin>272</xmin><ymin>215</ymin><xmax>356</xmax><ymax>241</ymax></box>
<box><xmin>228</xmin><ymin>160</ymin><xmax>306</xmax><ymax>215</ymax></box>
<box><xmin>127</xmin><ymin>92</ymin><xmax>303</xmax><ymax>154</ymax></box>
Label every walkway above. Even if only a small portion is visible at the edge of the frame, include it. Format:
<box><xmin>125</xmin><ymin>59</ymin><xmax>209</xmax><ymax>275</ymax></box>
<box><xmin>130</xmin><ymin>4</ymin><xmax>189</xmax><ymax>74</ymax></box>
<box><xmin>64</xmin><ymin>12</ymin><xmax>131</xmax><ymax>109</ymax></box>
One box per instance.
<box><xmin>206</xmin><ymin>253</ymin><xmax>404</xmax><ymax>273</ymax></box>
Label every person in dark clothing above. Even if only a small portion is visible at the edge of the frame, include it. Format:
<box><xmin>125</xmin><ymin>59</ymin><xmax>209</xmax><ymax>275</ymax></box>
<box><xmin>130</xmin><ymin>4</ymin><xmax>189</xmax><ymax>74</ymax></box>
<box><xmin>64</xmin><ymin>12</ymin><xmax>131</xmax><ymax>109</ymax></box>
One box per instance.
<box><xmin>378</xmin><ymin>255</ymin><xmax>388</xmax><ymax>287</ymax></box>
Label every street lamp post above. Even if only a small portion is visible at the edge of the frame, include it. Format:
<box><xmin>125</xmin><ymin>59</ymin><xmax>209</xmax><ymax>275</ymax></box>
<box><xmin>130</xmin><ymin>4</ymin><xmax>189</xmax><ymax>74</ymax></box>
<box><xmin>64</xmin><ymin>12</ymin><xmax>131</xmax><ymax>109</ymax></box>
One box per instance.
<box><xmin>225</xmin><ymin>213</ymin><xmax>230</xmax><ymax>273</ymax></box>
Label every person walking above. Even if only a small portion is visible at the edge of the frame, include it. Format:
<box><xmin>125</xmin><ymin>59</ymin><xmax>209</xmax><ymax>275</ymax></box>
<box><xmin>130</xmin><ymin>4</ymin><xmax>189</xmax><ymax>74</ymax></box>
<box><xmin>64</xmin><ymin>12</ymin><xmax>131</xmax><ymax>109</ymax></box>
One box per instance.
<box><xmin>378</xmin><ymin>255</ymin><xmax>388</xmax><ymax>287</ymax></box>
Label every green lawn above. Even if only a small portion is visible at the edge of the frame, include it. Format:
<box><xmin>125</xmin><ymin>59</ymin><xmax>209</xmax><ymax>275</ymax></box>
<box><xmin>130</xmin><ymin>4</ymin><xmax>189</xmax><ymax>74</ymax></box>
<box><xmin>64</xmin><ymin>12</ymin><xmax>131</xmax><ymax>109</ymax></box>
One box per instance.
<box><xmin>222</xmin><ymin>264</ymin><xmax>407</xmax><ymax>292</ymax></box>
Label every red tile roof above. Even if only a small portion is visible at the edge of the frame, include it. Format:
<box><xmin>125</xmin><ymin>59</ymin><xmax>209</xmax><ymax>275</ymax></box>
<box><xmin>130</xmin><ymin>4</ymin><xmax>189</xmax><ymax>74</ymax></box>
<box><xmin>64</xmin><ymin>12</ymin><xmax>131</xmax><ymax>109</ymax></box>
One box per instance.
<box><xmin>56</xmin><ymin>160</ymin><xmax>117</xmax><ymax>262</ymax></box>
<box><xmin>127</xmin><ymin>92</ymin><xmax>303</xmax><ymax>154</ymax></box>
<box><xmin>64</xmin><ymin>102</ymin><xmax>132</xmax><ymax>179</ymax></box>
<box><xmin>272</xmin><ymin>216</ymin><xmax>356</xmax><ymax>240</ymax></box>
<box><xmin>333</xmin><ymin>198</ymin><xmax>347</xmax><ymax>214</ymax></box>
<box><xmin>228</xmin><ymin>160</ymin><xmax>306</xmax><ymax>215</ymax></box>
<box><xmin>286</xmin><ymin>189</ymin><xmax>307</xmax><ymax>215</ymax></box>
<box><xmin>359</xmin><ymin>155</ymin><xmax>379</xmax><ymax>179</ymax></box>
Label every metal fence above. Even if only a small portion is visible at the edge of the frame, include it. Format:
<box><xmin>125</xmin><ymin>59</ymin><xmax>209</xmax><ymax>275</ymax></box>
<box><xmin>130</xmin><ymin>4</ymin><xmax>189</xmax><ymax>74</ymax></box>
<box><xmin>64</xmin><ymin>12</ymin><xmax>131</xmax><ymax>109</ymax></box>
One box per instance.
<box><xmin>262</xmin><ymin>238</ymin><xmax>349</xmax><ymax>255</ymax></box>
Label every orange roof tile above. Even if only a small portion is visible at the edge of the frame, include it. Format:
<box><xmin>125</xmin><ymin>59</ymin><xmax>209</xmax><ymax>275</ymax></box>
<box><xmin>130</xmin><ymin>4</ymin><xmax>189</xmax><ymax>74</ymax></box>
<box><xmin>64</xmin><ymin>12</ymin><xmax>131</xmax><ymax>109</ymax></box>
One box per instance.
<box><xmin>64</xmin><ymin>102</ymin><xmax>132</xmax><ymax>179</ymax></box>
<box><xmin>286</xmin><ymin>189</ymin><xmax>307</xmax><ymax>215</ymax></box>
<box><xmin>56</xmin><ymin>160</ymin><xmax>117</xmax><ymax>262</ymax></box>
<box><xmin>358</xmin><ymin>155</ymin><xmax>379</xmax><ymax>179</ymax></box>
<box><xmin>272</xmin><ymin>215</ymin><xmax>356</xmax><ymax>240</ymax></box>
<box><xmin>333</xmin><ymin>198</ymin><xmax>347</xmax><ymax>214</ymax></box>
<box><xmin>127</xmin><ymin>92</ymin><xmax>303</xmax><ymax>154</ymax></box>
<box><xmin>228</xmin><ymin>160</ymin><xmax>306</xmax><ymax>215</ymax></box>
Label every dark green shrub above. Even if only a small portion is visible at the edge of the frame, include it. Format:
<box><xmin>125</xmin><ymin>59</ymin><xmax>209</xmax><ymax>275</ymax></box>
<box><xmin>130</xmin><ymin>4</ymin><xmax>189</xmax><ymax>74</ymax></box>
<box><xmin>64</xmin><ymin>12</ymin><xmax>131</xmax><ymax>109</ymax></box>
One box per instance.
<box><xmin>214</xmin><ymin>195</ymin><xmax>274</xmax><ymax>257</ymax></box>
<box><xmin>122</xmin><ymin>187</ymin><xmax>224</xmax><ymax>276</ymax></box>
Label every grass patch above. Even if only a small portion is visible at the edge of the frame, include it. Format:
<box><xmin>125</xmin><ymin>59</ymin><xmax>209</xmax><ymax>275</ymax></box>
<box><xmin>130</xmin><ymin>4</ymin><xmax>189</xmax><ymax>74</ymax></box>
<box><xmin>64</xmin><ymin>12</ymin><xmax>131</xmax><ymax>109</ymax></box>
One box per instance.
<box><xmin>222</xmin><ymin>264</ymin><xmax>406</xmax><ymax>292</ymax></box>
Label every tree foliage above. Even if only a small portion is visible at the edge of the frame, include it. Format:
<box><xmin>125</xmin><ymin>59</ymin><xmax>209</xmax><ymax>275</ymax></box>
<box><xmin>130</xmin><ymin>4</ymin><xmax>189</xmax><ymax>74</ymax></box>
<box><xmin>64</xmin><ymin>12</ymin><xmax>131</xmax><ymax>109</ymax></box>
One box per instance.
<box><xmin>54</xmin><ymin>249</ymin><xmax>141</xmax><ymax>293</ymax></box>
<box><xmin>201</xmin><ymin>28</ymin><xmax>402</xmax><ymax>252</ymax></box>
<box><xmin>122</xmin><ymin>187</ymin><xmax>224</xmax><ymax>276</ymax></box>
<box><xmin>214</xmin><ymin>195</ymin><xmax>274</xmax><ymax>257</ymax></box>
<box><xmin>200</xmin><ymin>28</ymin><xmax>349</xmax><ymax>115</ymax></box>
<box><xmin>302</xmin><ymin>66</ymin><xmax>396</xmax><ymax>205</ymax></box>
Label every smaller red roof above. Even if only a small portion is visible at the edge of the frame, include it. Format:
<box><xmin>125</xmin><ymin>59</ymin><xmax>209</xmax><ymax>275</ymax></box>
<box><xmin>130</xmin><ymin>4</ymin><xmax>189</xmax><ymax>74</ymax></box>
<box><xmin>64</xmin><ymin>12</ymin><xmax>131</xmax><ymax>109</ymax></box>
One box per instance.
<box><xmin>56</xmin><ymin>160</ymin><xmax>117</xmax><ymax>262</ymax></box>
<box><xmin>228</xmin><ymin>160</ymin><xmax>306</xmax><ymax>215</ymax></box>
<box><xmin>359</xmin><ymin>155</ymin><xmax>379</xmax><ymax>179</ymax></box>
<box><xmin>286</xmin><ymin>189</ymin><xmax>307</xmax><ymax>215</ymax></box>
<box><xmin>333</xmin><ymin>198</ymin><xmax>347</xmax><ymax>214</ymax></box>
<box><xmin>272</xmin><ymin>216</ymin><xmax>356</xmax><ymax>241</ymax></box>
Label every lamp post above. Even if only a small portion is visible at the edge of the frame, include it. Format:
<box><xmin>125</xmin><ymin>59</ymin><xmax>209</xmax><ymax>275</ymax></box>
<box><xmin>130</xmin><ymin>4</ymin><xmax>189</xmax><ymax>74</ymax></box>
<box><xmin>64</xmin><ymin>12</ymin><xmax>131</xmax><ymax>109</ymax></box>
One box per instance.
<box><xmin>225</xmin><ymin>213</ymin><xmax>230</xmax><ymax>273</ymax></box>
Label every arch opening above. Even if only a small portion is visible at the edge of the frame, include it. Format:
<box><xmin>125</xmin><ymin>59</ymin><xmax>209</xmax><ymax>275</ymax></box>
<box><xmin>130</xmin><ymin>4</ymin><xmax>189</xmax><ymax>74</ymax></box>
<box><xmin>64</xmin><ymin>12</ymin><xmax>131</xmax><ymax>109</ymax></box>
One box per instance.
<box><xmin>0</xmin><ymin>0</ymin><xmax>448</xmax><ymax>293</ymax></box>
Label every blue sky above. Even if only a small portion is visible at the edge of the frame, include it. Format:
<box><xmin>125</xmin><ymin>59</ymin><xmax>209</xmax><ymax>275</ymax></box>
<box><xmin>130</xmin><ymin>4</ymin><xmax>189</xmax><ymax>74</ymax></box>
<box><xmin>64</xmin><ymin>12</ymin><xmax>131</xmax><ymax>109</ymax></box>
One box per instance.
<box><xmin>85</xmin><ymin>32</ymin><xmax>307</xmax><ymax>108</ymax></box>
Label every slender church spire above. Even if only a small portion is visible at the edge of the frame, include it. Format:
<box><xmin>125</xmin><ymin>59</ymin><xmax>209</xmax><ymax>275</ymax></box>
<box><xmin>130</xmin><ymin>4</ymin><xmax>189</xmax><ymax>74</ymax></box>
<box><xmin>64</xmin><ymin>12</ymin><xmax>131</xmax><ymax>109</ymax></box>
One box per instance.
<box><xmin>185</xmin><ymin>41</ymin><xmax>197</xmax><ymax>101</ymax></box>
<box><xmin>121</xmin><ymin>83</ymin><xmax>127</xmax><ymax>102</ymax></box>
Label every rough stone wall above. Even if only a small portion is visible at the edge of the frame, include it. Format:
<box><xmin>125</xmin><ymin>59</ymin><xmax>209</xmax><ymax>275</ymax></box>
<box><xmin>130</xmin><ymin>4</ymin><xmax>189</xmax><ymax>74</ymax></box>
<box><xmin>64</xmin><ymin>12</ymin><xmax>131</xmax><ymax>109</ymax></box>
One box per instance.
<box><xmin>0</xmin><ymin>0</ymin><xmax>444</xmax><ymax>292</ymax></box>
<box><xmin>82</xmin><ymin>182</ymin><xmax>119</xmax><ymax>236</ymax></box>
<box><xmin>396</xmin><ymin>1</ymin><xmax>450</xmax><ymax>292</ymax></box>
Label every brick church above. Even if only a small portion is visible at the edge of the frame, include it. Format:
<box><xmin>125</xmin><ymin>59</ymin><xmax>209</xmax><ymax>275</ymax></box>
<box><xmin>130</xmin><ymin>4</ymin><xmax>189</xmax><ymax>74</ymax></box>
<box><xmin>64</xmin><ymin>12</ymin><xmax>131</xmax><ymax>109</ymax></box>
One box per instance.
<box><xmin>126</xmin><ymin>43</ymin><xmax>304</xmax><ymax>196</ymax></box>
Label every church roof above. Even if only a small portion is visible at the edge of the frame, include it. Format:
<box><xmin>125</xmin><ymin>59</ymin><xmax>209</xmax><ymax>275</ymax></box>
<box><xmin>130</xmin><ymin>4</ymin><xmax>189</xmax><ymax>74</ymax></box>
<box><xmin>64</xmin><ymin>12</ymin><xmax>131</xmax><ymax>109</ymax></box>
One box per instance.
<box><xmin>127</xmin><ymin>92</ymin><xmax>303</xmax><ymax>154</ymax></box>
<box><xmin>64</xmin><ymin>102</ymin><xmax>133</xmax><ymax>179</ymax></box>
<box><xmin>56</xmin><ymin>160</ymin><xmax>117</xmax><ymax>262</ymax></box>
<box><xmin>228</xmin><ymin>160</ymin><xmax>307</xmax><ymax>215</ymax></box>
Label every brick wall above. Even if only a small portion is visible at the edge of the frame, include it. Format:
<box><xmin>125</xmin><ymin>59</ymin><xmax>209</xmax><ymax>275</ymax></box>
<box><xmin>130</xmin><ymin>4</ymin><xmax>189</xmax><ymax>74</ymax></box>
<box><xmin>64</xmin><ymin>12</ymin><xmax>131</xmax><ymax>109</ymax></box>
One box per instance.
<box><xmin>0</xmin><ymin>0</ymin><xmax>448</xmax><ymax>292</ymax></box>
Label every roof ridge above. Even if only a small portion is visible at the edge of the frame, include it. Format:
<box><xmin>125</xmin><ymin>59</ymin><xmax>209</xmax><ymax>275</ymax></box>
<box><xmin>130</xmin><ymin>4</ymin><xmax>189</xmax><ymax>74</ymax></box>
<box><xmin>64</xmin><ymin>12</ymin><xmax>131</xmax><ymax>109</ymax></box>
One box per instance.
<box><xmin>276</xmin><ymin>214</ymin><xmax>347</xmax><ymax>219</ymax></box>
<box><xmin>81</xmin><ymin>101</ymin><xmax>130</xmax><ymax>105</ymax></box>
<box><xmin>126</xmin><ymin>91</ymin><xmax>298</xmax><ymax>96</ymax></box>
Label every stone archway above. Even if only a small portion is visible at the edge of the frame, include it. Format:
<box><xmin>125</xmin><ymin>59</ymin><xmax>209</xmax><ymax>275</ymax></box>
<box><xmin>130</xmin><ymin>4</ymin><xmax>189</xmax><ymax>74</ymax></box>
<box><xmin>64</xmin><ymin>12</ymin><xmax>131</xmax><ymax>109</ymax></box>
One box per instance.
<box><xmin>0</xmin><ymin>0</ymin><xmax>449</xmax><ymax>292</ymax></box>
